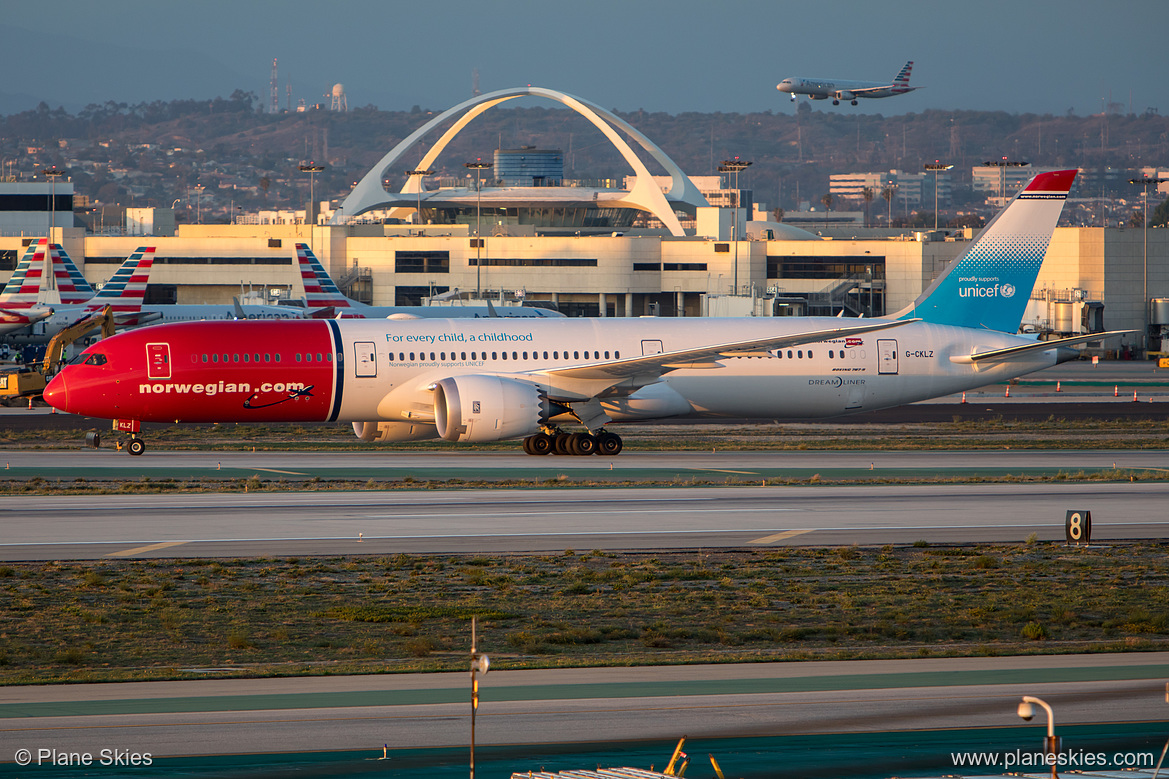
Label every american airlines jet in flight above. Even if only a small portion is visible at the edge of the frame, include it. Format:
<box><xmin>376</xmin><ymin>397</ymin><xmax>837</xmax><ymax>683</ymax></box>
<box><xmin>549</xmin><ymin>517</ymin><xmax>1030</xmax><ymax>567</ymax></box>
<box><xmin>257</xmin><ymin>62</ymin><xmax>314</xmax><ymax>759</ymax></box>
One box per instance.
<box><xmin>46</xmin><ymin>170</ymin><xmax>1124</xmax><ymax>457</ymax></box>
<box><xmin>777</xmin><ymin>61</ymin><xmax>919</xmax><ymax>106</ymax></box>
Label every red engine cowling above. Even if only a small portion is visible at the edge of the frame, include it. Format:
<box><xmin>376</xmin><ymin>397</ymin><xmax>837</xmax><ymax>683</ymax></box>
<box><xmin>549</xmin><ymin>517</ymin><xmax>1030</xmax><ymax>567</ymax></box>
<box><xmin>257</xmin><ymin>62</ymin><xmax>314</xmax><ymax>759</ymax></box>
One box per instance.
<box><xmin>433</xmin><ymin>375</ymin><xmax>548</xmax><ymax>442</ymax></box>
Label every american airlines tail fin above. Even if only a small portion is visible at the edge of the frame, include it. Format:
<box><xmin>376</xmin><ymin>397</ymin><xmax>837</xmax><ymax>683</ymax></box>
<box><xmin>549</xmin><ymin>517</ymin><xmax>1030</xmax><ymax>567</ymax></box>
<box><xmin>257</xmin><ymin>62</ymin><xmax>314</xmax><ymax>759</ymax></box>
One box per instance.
<box><xmin>85</xmin><ymin>247</ymin><xmax>155</xmax><ymax>317</ymax></box>
<box><xmin>893</xmin><ymin>61</ymin><xmax>913</xmax><ymax>87</ymax></box>
<box><xmin>0</xmin><ymin>239</ymin><xmax>49</xmax><ymax>309</ymax></box>
<box><xmin>895</xmin><ymin>169</ymin><xmax>1077</xmax><ymax>333</ymax></box>
<box><xmin>45</xmin><ymin>243</ymin><xmax>97</xmax><ymax>305</ymax></box>
<box><xmin>296</xmin><ymin>243</ymin><xmax>358</xmax><ymax>310</ymax></box>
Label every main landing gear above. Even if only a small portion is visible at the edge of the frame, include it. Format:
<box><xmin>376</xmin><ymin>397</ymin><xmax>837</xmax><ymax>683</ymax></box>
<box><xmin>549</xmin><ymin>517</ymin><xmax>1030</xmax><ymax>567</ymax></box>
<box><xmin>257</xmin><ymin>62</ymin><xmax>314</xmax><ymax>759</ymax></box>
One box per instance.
<box><xmin>521</xmin><ymin>428</ymin><xmax>623</xmax><ymax>456</ymax></box>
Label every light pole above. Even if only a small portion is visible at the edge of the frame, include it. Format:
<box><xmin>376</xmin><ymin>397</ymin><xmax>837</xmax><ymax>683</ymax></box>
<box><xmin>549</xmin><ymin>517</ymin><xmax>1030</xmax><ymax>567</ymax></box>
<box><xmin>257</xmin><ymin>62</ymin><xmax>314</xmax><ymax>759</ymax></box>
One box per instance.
<box><xmin>405</xmin><ymin>168</ymin><xmax>434</xmax><ymax>227</ymax></box>
<box><xmin>1017</xmin><ymin>696</ymin><xmax>1060</xmax><ymax>779</ymax></box>
<box><xmin>718</xmin><ymin>159</ymin><xmax>752</xmax><ymax>295</ymax></box>
<box><xmin>194</xmin><ymin>185</ymin><xmax>205</xmax><ymax>224</ymax></box>
<box><xmin>299</xmin><ymin>161</ymin><xmax>326</xmax><ymax>251</ymax></box>
<box><xmin>42</xmin><ymin>166</ymin><xmax>64</xmax><ymax>237</ymax></box>
<box><xmin>983</xmin><ymin>158</ymin><xmax>1029</xmax><ymax>204</ymax></box>
<box><xmin>465</xmin><ymin>160</ymin><xmax>491</xmax><ymax>300</ymax></box>
<box><xmin>469</xmin><ymin>617</ymin><xmax>490</xmax><ymax>779</ymax></box>
<box><xmin>924</xmin><ymin>162</ymin><xmax>953</xmax><ymax>231</ymax></box>
<box><xmin>1130</xmin><ymin>176</ymin><xmax>1166</xmax><ymax>356</ymax></box>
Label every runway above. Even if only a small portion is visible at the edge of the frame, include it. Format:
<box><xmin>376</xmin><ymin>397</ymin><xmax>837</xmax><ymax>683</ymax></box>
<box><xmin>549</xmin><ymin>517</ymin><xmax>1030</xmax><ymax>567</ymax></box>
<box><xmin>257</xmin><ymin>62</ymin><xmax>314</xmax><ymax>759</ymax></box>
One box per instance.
<box><xmin>2</xmin><ymin>653</ymin><xmax>1166</xmax><ymax>760</ymax></box>
<box><xmin>2</xmin><ymin>476</ymin><xmax>1168</xmax><ymax>560</ymax></box>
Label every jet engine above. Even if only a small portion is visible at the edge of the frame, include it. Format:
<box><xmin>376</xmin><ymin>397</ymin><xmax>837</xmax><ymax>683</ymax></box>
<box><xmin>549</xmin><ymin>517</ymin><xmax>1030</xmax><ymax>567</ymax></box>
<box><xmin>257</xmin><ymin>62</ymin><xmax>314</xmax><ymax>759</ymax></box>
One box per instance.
<box><xmin>836</xmin><ymin>90</ymin><xmax>855</xmax><ymax>101</ymax></box>
<box><xmin>352</xmin><ymin>420</ymin><xmax>440</xmax><ymax>443</ymax></box>
<box><xmin>433</xmin><ymin>375</ymin><xmax>551</xmax><ymax>443</ymax></box>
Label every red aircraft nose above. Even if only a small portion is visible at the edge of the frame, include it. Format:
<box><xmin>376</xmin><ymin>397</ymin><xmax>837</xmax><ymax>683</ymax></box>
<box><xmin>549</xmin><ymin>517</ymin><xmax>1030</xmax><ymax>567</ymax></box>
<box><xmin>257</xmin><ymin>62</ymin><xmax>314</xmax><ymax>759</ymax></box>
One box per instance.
<box><xmin>43</xmin><ymin>373</ymin><xmax>68</xmax><ymax>412</ymax></box>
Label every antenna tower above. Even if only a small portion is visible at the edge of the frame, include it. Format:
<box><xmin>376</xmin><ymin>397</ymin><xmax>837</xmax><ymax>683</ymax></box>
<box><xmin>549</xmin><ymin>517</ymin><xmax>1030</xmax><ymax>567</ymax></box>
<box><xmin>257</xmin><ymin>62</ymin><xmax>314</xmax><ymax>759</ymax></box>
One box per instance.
<box><xmin>472</xmin><ymin>68</ymin><xmax>481</xmax><ymax>98</ymax></box>
<box><xmin>270</xmin><ymin>58</ymin><xmax>278</xmax><ymax>114</ymax></box>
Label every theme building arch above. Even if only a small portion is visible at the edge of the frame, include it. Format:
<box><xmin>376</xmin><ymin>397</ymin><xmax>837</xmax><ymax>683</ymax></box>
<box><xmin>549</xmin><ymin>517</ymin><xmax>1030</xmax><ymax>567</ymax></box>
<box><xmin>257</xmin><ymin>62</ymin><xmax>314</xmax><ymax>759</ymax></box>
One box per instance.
<box><xmin>332</xmin><ymin>87</ymin><xmax>708</xmax><ymax>236</ymax></box>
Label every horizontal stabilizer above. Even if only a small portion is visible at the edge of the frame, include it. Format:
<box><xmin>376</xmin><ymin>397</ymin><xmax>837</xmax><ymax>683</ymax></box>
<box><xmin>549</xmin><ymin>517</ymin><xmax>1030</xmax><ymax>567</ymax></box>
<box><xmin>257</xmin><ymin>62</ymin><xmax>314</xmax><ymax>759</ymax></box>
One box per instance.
<box><xmin>949</xmin><ymin>330</ymin><xmax>1137</xmax><ymax>365</ymax></box>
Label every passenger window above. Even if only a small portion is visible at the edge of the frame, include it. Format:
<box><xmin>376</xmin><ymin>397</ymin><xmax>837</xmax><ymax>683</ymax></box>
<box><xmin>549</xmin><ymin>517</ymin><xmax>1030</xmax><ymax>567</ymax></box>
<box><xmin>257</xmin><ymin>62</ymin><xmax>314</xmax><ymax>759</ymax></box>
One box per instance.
<box><xmin>553</xmin><ymin>351</ymin><xmax>559</xmax><ymax>359</ymax></box>
<box><xmin>275</xmin><ymin>354</ymin><xmax>281</xmax><ymax>363</ymax></box>
<box><xmin>430</xmin><ymin>352</ymin><xmax>435</xmax><ymax>361</ymax></box>
<box><xmin>829</xmin><ymin>350</ymin><xmax>834</xmax><ymax>358</ymax></box>
<box><xmin>808</xmin><ymin>350</ymin><xmax>813</xmax><ymax>358</ymax></box>
<box><xmin>461</xmin><ymin>352</ymin><xmax>466</xmax><ymax>361</ymax></box>
<box><xmin>410</xmin><ymin>352</ymin><xmax>415</xmax><ymax>361</ymax></box>
<box><xmin>523</xmin><ymin>351</ymin><xmax>528</xmax><ymax>360</ymax></box>
<box><xmin>615</xmin><ymin>351</ymin><xmax>620</xmax><ymax>359</ymax></box>
<box><xmin>441</xmin><ymin>352</ymin><xmax>446</xmax><ymax>361</ymax></box>
<box><xmin>327</xmin><ymin>353</ymin><xmax>333</xmax><ymax>362</ymax></box>
<box><xmin>264</xmin><ymin>353</ymin><xmax>270</xmax><ymax>362</ymax></box>
<box><xmin>316</xmin><ymin>353</ymin><xmax>323</xmax><ymax>362</ymax></box>
<box><xmin>604</xmin><ymin>351</ymin><xmax>610</xmax><ymax>359</ymax></box>
<box><xmin>787</xmin><ymin>350</ymin><xmax>793</xmax><ymax>359</ymax></box>
<box><xmin>255</xmin><ymin>354</ymin><xmax>261</xmax><ymax>362</ymax></box>
<box><xmin>502</xmin><ymin>352</ymin><xmax>508</xmax><ymax>360</ymax></box>
<box><xmin>212</xmin><ymin>354</ymin><xmax>219</xmax><ymax>363</ymax></box>
<box><xmin>296</xmin><ymin>353</ymin><xmax>302</xmax><ymax>362</ymax></box>
<box><xmin>201</xmin><ymin>354</ymin><xmax>208</xmax><ymax>363</ymax></box>
<box><xmin>574</xmin><ymin>351</ymin><xmax>580</xmax><ymax>359</ymax></box>
<box><xmin>512</xmin><ymin>351</ymin><xmax>517</xmax><ymax>360</ymax></box>
<box><xmin>798</xmin><ymin>350</ymin><xmax>803</xmax><ymax>358</ymax></box>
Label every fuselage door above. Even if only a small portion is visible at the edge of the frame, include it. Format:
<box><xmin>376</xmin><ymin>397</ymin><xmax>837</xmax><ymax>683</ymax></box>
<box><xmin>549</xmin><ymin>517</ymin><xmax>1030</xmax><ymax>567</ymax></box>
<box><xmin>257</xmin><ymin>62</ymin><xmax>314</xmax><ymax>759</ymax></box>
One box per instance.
<box><xmin>146</xmin><ymin>343</ymin><xmax>171</xmax><ymax>380</ymax></box>
<box><xmin>641</xmin><ymin>340</ymin><xmax>664</xmax><ymax>356</ymax></box>
<box><xmin>877</xmin><ymin>339</ymin><xmax>899</xmax><ymax>375</ymax></box>
<box><xmin>354</xmin><ymin>341</ymin><xmax>377</xmax><ymax>378</ymax></box>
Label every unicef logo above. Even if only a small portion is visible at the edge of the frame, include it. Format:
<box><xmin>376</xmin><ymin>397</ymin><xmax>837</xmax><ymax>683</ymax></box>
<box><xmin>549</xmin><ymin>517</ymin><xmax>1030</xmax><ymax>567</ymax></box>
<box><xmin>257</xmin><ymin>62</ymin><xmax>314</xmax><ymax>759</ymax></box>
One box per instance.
<box><xmin>1000</xmin><ymin>283</ymin><xmax>1016</xmax><ymax>298</ymax></box>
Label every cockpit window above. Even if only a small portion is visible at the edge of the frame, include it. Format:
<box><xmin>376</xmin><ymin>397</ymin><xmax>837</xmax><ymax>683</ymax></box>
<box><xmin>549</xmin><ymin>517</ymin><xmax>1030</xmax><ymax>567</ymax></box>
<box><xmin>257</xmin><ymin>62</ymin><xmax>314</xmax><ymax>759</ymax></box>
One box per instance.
<box><xmin>82</xmin><ymin>352</ymin><xmax>108</xmax><ymax>366</ymax></box>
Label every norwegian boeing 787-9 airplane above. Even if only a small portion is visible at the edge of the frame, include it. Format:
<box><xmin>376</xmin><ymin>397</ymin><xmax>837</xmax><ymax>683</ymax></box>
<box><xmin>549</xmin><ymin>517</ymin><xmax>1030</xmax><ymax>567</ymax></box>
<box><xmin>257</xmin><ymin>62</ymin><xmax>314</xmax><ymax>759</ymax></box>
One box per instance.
<box><xmin>46</xmin><ymin>170</ymin><xmax>1127</xmax><ymax>456</ymax></box>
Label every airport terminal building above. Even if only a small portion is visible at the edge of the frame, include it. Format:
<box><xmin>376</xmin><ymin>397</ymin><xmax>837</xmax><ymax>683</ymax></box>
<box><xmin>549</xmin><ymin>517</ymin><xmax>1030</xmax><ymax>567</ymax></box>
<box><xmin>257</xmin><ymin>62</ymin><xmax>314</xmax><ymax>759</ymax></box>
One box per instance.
<box><xmin>2</xmin><ymin>87</ymin><xmax>1166</xmax><ymax>354</ymax></box>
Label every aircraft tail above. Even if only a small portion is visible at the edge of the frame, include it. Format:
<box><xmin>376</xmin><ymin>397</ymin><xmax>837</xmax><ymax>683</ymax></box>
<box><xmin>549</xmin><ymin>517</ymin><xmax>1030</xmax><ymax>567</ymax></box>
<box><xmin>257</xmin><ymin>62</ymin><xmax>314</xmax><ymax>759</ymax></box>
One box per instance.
<box><xmin>893</xmin><ymin>61</ymin><xmax>913</xmax><ymax>87</ymax></box>
<box><xmin>296</xmin><ymin>243</ymin><xmax>358</xmax><ymax>310</ymax></box>
<box><xmin>86</xmin><ymin>247</ymin><xmax>155</xmax><ymax>316</ymax></box>
<box><xmin>45</xmin><ymin>243</ymin><xmax>97</xmax><ymax>305</ymax></box>
<box><xmin>0</xmin><ymin>239</ymin><xmax>49</xmax><ymax>309</ymax></box>
<box><xmin>895</xmin><ymin>169</ymin><xmax>1077</xmax><ymax>333</ymax></box>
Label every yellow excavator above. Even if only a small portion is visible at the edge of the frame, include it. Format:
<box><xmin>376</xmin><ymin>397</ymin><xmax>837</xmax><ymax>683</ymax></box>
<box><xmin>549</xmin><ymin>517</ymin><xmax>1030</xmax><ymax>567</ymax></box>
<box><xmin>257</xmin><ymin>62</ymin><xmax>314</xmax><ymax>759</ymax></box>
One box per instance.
<box><xmin>0</xmin><ymin>306</ymin><xmax>115</xmax><ymax>404</ymax></box>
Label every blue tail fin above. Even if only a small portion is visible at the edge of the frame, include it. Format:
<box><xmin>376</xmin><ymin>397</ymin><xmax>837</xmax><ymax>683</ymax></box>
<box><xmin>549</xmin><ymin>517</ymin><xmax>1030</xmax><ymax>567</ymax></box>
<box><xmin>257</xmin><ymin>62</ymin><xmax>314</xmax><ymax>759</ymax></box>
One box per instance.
<box><xmin>895</xmin><ymin>169</ymin><xmax>1076</xmax><ymax>332</ymax></box>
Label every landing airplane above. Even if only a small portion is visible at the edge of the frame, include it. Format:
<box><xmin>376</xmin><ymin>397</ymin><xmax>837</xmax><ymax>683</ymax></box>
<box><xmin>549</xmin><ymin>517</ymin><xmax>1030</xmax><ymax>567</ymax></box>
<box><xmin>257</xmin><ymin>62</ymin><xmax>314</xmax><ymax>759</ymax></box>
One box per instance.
<box><xmin>777</xmin><ymin>61</ymin><xmax>919</xmax><ymax>106</ymax></box>
<box><xmin>294</xmin><ymin>243</ymin><xmax>565</xmax><ymax>319</ymax></box>
<box><xmin>0</xmin><ymin>242</ymin><xmax>55</xmax><ymax>336</ymax></box>
<box><xmin>3</xmin><ymin>246</ymin><xmax>157</xmax><ymax>345</ymax></box>
<box><xmin>46</xmin><ymin>170</ymin><xmax>1128</xmax><ymax>457</ymax></box>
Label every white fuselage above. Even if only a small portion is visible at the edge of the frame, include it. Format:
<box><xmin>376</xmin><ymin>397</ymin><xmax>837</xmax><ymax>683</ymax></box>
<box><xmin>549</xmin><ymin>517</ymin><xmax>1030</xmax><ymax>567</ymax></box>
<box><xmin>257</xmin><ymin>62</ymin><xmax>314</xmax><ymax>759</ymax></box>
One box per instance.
<box><xmin>330</xmin><ymin>316</ymin><xmax>1055</xmax><ymax>423</ymax></box>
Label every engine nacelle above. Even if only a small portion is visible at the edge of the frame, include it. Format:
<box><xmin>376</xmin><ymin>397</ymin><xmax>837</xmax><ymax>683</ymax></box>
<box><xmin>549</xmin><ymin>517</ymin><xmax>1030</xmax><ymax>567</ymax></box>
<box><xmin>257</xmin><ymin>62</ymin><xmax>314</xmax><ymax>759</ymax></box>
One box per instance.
<box><xmin>352</xmin><ymin>420</ymin><xmax>440</xmax><ymax>443</ymax></box>
<box><xmin>433</xmin><ymin>375</ymin><xmax>548</xmax><ymax>443</ymax></box>
<box><xmin>836</xmin><ymin>90</ymin><xmax>855</xmax><ymax>101</ymax></box>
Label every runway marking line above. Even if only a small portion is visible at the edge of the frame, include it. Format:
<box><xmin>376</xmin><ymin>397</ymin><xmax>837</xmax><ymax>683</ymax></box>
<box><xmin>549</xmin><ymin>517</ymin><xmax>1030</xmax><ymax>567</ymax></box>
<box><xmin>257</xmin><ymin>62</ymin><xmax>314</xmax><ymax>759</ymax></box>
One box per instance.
<box><xmin>749</xmin><ymin>529</ymin><xmax>816</xmax><ymax>545</ymax></box>
<box><xmin>250</xmin><ymin>468</ymin><xmax>309</xmax><ymax>476</ymax></box>
<box><xmin>685</xmin><ymin>467</ymin><xmax>760</xmax><ymax>475</ymax></box>
<box><xmin>105</xmin><ymin>541</ymin><xmax>189</xmax><ymax>558</ymax></box>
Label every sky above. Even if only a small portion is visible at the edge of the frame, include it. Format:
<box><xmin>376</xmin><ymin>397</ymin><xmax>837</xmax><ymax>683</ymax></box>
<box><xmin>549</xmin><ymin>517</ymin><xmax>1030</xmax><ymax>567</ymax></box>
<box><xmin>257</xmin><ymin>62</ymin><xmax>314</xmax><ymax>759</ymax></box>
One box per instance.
<box><xmin>2</xmin><ymin>0</ymin><xmax>1167</xmax><ymax>118</ymax></box>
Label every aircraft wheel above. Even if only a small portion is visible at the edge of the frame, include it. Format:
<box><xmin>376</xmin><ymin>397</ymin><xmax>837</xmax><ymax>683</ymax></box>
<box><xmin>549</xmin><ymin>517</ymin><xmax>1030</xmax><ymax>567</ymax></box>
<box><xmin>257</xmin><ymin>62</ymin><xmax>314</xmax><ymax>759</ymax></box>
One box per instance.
<box><xmin>127</xmin><ymin>438</ymin><xmax>146</xmax><ymax>456</ymax></box>
<box><xmin>85</xmin><ymin>431</ymin><xmax>102</xmax><ymax>449</ymax></box>
<box><xmin>832</xmin><ymin>99</ymin><xmax>840</xmax><ymax>105</ymax></box>
<box><xmin>522</xmin><ymin>436</ymin><xmax>535</xmax><ymax>455</ymax></box>
<box><xmin>552</xmin><ymin>433</ymin><xmax>571</xmax><ymax>455</ymax></box>
<box><xmin>851</xmin><ymin>100</ymin><xmax>858</xmax><ymax>106</ymax></box>
<box><xmin>529</xmin><ymin>433</ymin><xmax>553</xmax><ymax>456</ymax></box>
<box><xmin>568</xmin><ymin>432</ymin><xmax>596</xmax><ymax>456</ymax></box>
<box><xmin>595</xmin><ymin>431</ymin><xmax>623</xmax><ymax>456</ymax></box>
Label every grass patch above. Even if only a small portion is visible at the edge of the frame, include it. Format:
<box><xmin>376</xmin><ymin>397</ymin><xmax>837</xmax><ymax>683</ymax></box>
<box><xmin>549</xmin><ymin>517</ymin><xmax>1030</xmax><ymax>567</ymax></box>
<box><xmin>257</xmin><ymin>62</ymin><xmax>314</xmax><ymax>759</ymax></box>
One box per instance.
<box><xmin>1</xmin><ymin>543</ymin><xmax>1168</xmax><ymax>685</ymax></box>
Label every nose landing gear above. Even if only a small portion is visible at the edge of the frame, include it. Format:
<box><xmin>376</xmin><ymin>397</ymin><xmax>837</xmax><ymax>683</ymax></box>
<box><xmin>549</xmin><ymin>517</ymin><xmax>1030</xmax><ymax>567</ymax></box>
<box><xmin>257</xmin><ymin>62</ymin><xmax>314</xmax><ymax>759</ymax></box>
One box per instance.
<box><xmin>84</xmin><ymin>420</ymin><xmax>147</xmax><ymax>455</ymax></box>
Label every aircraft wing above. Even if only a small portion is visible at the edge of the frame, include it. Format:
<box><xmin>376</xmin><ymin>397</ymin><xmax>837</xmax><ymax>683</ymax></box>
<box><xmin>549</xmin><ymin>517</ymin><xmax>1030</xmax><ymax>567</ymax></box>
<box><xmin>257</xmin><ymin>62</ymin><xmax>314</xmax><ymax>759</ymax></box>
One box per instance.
<box><xmin>531</xmin><ymin>318</ymin><xmax>918</xmax><ymax>383</ymax></box>
<box><xmin>949</xmin><ymin>331</ymin><xmax>1137</xmax><ymax>365</ymax></box>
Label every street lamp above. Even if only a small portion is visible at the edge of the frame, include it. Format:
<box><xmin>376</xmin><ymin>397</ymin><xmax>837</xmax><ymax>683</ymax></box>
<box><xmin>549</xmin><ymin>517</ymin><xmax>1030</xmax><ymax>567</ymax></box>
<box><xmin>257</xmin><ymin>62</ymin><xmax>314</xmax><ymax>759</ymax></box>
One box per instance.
<box><xmin>1017</xmin><ymin>695</ymin><xmax>1060</xmax><ymax>779</ymax></box>
<box><xmin>924</xmin><ymin>162</ymin><xmax>953</xmax><ymax>231</ymax></box>
<box><xmin>299</xmin><ymin>161</ymin><xmax>326</xmax><ymax>250</ymax></box>
<box><xmin>469</xmin><ymin>617</ymin><xmax>490</xmax><ymax>779</ymax></box>
<box><xmin>983</xmin><ymin>158</ymin><xmax>1029</xmax><ymax>203</ymax></box>
<box><xmin>1130</xmin><ymin>176</ymin><xmax>1167</xmax><ymax>356</ymax></box>
<box><xmin>41</xmin><ymin>166</ymin><xmax>65</xmax><ymax>236</ymax></box>
<box><xmin>405</xmin><ymin>168</ymin><xmax>434</xmax><ymax>227</ymax></box>
<box><xmin>465</xmin><ymin>160</ymin><xmax>492</xmax><ymax>300</ymax></box>
<box><xmin>193</xmin><ymin>185</ymin><xmax>205</xmax><ymax>224</ymax></box>
<box><xmin>718</xmin><ymin>159</ymin><xmax>752</xmax><ymax>295</ymax></box>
